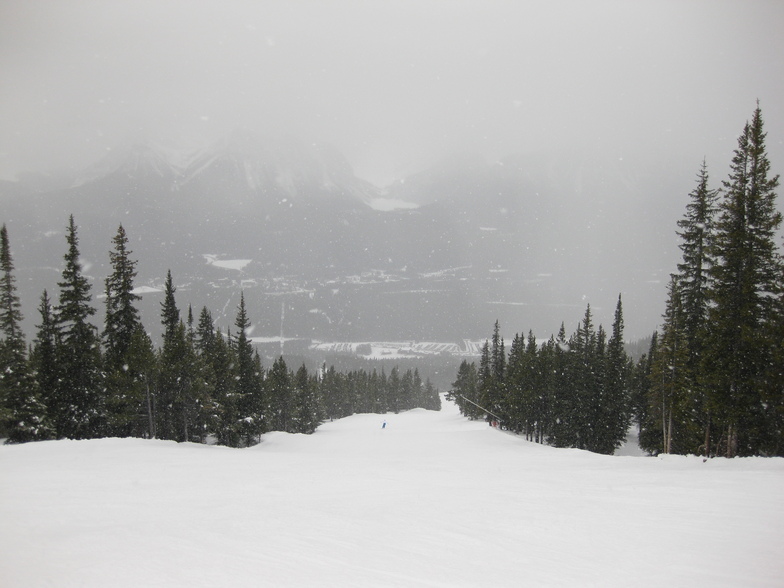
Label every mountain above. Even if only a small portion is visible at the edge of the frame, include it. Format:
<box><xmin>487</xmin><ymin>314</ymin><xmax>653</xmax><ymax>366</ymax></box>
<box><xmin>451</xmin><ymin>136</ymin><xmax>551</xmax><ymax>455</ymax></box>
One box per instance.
<box><xmin>0</xmin><ymin>135</ymin><xmax>686</xmax><ymax>348</ymax></box>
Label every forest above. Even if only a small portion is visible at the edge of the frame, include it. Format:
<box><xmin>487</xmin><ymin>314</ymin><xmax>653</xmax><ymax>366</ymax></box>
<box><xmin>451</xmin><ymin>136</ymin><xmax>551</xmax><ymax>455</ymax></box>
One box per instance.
<box><xmin>451</xmin><ymin>105</ymin><xmax>784</xmax><ymax>457</ymax></box>
<box><xmin>1</xmin><ymin>105</ymin><xmax>782</xmax><ymax>457</ymax></box>
<box><xmin>0</xmin><ymin>217</ymin><xmax>440</xmax><ymax>447</ymax></box>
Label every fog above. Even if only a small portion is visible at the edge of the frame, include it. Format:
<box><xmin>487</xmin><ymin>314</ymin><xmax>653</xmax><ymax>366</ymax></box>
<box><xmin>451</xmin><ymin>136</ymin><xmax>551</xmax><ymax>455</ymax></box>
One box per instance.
<box><xmin>2</xmin><ymin>0</ymin><xmax>783</xmax><ymax>185</ymax></box>
<box><xmin>2</xmin><ymin>1</ymin><xmax>784</xmax><ymax>343</ymax></box>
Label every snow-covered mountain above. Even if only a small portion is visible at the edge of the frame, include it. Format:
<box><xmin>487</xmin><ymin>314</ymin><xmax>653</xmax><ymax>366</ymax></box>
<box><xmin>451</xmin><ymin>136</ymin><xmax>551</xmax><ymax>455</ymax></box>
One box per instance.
<box><xmin>0</xmin><ymin>136</ymin><xmax>687</xmax><ymax>346</ymax></box>
<box><xmin>181</xmin><ymin>131</ymin><xmax>381</xmax><ymax>205</ymax></box>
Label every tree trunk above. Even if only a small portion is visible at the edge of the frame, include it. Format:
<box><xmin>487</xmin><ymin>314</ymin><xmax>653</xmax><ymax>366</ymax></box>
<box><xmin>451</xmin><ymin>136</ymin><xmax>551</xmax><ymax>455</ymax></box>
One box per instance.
<box><xmin>145</xmin><ymin>376</ymin><xmax>155</xmax><ymax>439</ymax></box>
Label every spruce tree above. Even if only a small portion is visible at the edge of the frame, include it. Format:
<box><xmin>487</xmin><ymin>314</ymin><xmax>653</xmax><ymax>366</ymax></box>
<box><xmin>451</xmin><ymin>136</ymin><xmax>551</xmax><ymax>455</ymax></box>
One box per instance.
<box><xmin>477</xmin><ymin>341</ymin><xmax>493</xmax><ymax>421</ymax></box>
<box><xmin>30</xmin><ymin>291</ymin><xmax>59</xmax><ymax>428</ymax></box>
<box><xmin>155</xmin><ymin>271</ymin><xmax>206</xmax><ymax>442</ymax></box>
<box><xmin>645</xmin><ymin>278</ymin><xmax>692</xmax><ymax>454</ymax></box>
<box><xmin>1</xmin><ymin>225</ymin><xmax>50</xmax><ymax>442</ymax></box>
<box><xmin>157</xmin><ymin>320</ymin><xmax>207</xmax><ymax>442</ymax></box>
<box><xmin>53</xmin><ymin>216</ymin><xmax>104</xmax><ymax>439</ymax></box>
<box><xmin>234</xmin><ymin>292</ymin><xmax>264</xmax><ymax>443</ymax></box>
<box><xmin>676</xmin><ymin>160</ymin><xmax>719</xmax><ymax>360</ymax></box>
<box><xmin>630</xmin><ymin>332</ymin><xmax>657</xmax><ymax>449</ymax></box>
<box><xmin>704</xmin><ymin>104</ymin><xmax>782</xmax><ymax>456</ymax></box>
<box><xmin>103</xmin><ymin>225</ymin><xmax>142</xmax><ymax>367</ymax></box>
<box><xmin>292</xmin><ymin>363</ymin><xmax>323</xmax><ymax>434</ymax></box>
<box><xmin>103</xmin><ymin>225</ymin><xmax>150</xmax><ymax>437</ymax></box>
<box><xmin>422</xmin><ymin>378</ymin><xmax>441</xmax><ymax>411</ymax></box>
<box><xmin>205</xmin><ymin>328</ymin><xmax>240</xmax><ymax>447</ymax></box>
<box><xmin>160</xmin><ymin>270</ymin><xmax>179</xmax><ymax>345</ymax></box>
<box><xmin>449</xmin><ymin>360</ymin><xmax>478</xmax><ymax>418</ymax></box>
<box><xmin>600</xmin><ymin>294</ymin><xmax>631</xmax><ymax>455</ymax></box>
<box><xmin>503</xmin><ymin>333</ymin><xmax>526</xmax><ymax>434</ymax></box>
<box><xmin>266</xmin><ymin>356</ymin><xmax>292</xmax><ymax>432</ymax></box>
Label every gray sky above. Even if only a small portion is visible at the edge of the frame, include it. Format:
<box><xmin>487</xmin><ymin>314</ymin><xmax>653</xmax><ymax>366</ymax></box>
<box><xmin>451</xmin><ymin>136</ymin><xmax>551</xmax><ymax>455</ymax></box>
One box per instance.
<box><xmin>1</xmin><ymin>0</ymin><xmax>783</xmax><ymax>185</ymax></box>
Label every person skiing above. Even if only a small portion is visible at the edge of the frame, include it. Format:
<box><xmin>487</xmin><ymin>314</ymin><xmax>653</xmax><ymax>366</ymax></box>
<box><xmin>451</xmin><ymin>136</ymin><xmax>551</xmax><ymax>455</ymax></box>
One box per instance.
<box><xmin>382</xmin><ymin>420</ymin><xmax>387</xmax><ymax>429</ymax></box>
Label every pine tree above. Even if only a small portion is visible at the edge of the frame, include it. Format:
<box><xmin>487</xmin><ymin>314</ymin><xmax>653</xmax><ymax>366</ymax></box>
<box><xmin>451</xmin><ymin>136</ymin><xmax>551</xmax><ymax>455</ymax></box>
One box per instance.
<box><xmin>704</xmin><ymin>104</ymin><xmax>783</xmax><ymax>456</ymax></box>
<box><xmin>160</xmin><ymin>270</ymin><xmax>179</xmax><ymax>345</ymax></box>
<box><xmin>676</xmin><ymin>160</ymin><xmax>719</xmax><ymax>361</ymax></box>
<box><xmin>155</xmin><ymin>271</ymin><xmax>206</xmax><ymax>442</ymax></box>
<box><xmin>449</xmin><ymin>360</ymin><xmax>478</xmax><ymax>418</ymax></box>
<box><xmin>630</xmin><ymin>332</ymin><xmax>657</xmax><ymax>448</ymax></box>
<box><xmin>205</xmin><ymin>328</ymin><xmax>239</xmax><ymax>447</ymax></box>
<box><xmin>674</xmin><ymin>161</ymin><xmax>720</xmax><ymax>455</ymax></box>
<box><xmin>292</xmin><ymin>363</ymin><xmax>323</xmax><ymax>434</ymax></box>
<box><xmin>103</xmin><ymin>225</ymin><xmax>150</xmax><ymax>437</ymax></box>
<box><xmin>234</xmin><ymin>292</ymin><xmax>264</xmax><ymax>443</ymax></box>
<box><xmin>422</xmin><ymin>378</ymin><xmax>441</xmax><ymax>411</ymax></box>
<box><xmin>157</xmin><ymin>320</ymin><xmax>207</xmax><ymax>442</ymax></box>
<box><xmin>1</xmin><ymin>225</ymin><xmax>50</xmax><ymax>442</ymax></box>
<box><xmin>103</xmin><ymin>225</ymin><xmax>142</xmax><ymax>367</ymax></box>
<box><xmin>266</xmin><ymin>356</ymin><xmax>292</xmax><ymax>432</ymax></box>
<box><xmin>477</xmin><ymin>341</ymin><xmax>493</xmax><ymax>421</ymax></box>
<box><xmin>53</xmin><ymin>216</ymin><xmax>104</xmax><ymax>439</ymax></box>
<box><xmin>503</xmin><ymin>333</ymin><xmax>526</xmax><ymax>434</ymax></box>
<box><xmin>195</xmin><ymin>306</ymin><xmax>216</xmax><ymax>356</ymax></box>
<box><xmin>30</xmin><ymin>291</ymin><xmax>59</xmax><ymax>428</ymax></box>
<box><xmin>388</xmin><ymin>366</ymin><xmax>402</xmax><ymax>414</ymax></box>
<box><xmin>644</xmin><ymin>278</ymin><xmax>692</xmax><ymax>454</ymax></box>
<box><xmin>599</xmin><ymin>294</ymin><xmax>631</xmax><ymax>455</ymax></box>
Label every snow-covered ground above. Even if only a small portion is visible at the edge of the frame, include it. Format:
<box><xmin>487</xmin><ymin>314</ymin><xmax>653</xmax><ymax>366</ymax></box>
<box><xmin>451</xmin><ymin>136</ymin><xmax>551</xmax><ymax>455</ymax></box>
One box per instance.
<box><xmin>2</xmin><ymin>399</ymin><xmax>782</xmax><ymax>587</ymax></box>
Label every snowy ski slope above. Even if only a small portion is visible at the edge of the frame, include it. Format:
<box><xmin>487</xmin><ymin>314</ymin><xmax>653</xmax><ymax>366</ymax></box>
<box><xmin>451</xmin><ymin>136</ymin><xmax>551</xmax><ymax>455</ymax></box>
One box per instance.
<box><xmin>1</xmin><ymin>398</ymin><xmax>782</xmax><ymax>587</ymax></box>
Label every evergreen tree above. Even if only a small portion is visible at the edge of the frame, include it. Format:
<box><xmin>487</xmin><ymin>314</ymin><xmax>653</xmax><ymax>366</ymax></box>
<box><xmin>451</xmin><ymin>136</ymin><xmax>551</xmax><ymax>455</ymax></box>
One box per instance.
<box><xmin>449</xmin><ymin>360</ymin><xmax>477</xmax><ymax>417</ymax></box>
<box><xmin>160</xmin><ymin>270</ymin><xmax>179</xmax><ymax>345</ymax></box>
<box><xmin>53</xmin><ymin>216</ymin><xmax>103</xmax><ymax>439</ymax></box>
<box><xmin>566</xmin><ymin>306</ymin><xmax>599</xmax><ymax>450</ymax></box>
<box><xmin>674</xmin><ymin>161</ymin><xmax>720</xmax><ymax>455</ymax></box>
<box><xmin>30</xmin><ymin>291</ymin><xmax>59</xmax><ymax>428</ymax></box>
<box><xmin>292</xmin><ymin>363</ymin><xmax>323</xmax><ymax>434</ymax></box>
<box><xmin>195</xmin><ymin>306</ymin><xmax>216</xmax><ymax>356</ymax></box>
<box><xmin>103</xmin><ymin>225</ymin><xmax>142</xmax><ymax>367</ymax></box>
<box><xmin>599</xmin><ymin>294</ymin><xmax>631</xmax><ymax>455</ymax></box>
<box><xmin>676</xmin><ymin>160</ymin><xmax>719</xmax><ymax>361</ymax></box>
<box><xmin>630</xmin><ymin>332</ymin><xmax>657</xmax><ymax>441</ymax></box>
<box><xmin>643</xmin><ymin>279</ymin><xmax>692</xmax><ymax>454</ymax></box>
<box><xmin>421</xmin><ymin>378</ymin><xmax>441</xmax><ymax>411</ymax></box>
<box><xmin>503</xmin><ymin>333</ymin><xmax>526</xmax><ymax>434</ymax></box>
<box><xmin>704</xmin><ymin>104</ymin><xmax>783</xmax><ymax>456</ymax></box>
<box><xmin>1</xmin><ymin>225</ymin><xmax>50</xmax><ymax>442</ymax></box>
<box><xmin>205</xmin><ymin>328</ymin><xmax>240</xmax><ymax>447</ymax></box>
<box><xmin>477</xmin><ymin>341</ymin><xmax>493</xmax><ymax>421</ymax></box>
<box><xmin>155</xmin><ymin>271</ymin><xmax>206</xmax><ymax>442</ymax></box>
<box><xmin>388</xmin><ymin>367</ymin><xmax>402</xmax><ymax>414</ymax></box>
<box><xmin>266</xmin><ymin>356</ymin><xmax>292</xmax><ymax>432</ymax></box>
<box><xmin>103</xmin><ymin>225</ymin><xmax>151</xmax><ymax>437</ymax></box>
<box><xmin>105</xmin><ymin>326</ymin><xmax>157</xmax><ymax>438</ymax></box>
<box><xmin>157</xmin><ymin>320</ymin><xmax>207</xmax><ymax>442</ymax></box>
<box><xmin>233</xmin><ymin>292</ymin><xmax>264</xmax><ymax>444</ymax></box>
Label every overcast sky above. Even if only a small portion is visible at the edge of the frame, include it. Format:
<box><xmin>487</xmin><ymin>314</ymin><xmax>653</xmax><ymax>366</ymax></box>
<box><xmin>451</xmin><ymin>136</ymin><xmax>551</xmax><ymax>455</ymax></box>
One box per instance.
<box><xmin>1</xmin><ymin>0</ymin><xmax>783</xmax><ymax>185</ymax></box>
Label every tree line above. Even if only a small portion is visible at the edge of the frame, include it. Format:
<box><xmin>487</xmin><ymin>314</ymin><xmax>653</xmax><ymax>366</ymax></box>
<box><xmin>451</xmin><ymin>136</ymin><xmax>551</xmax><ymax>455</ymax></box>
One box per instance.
<box><xmin>0</xmin><ymin>218</ymin><xmax>439</xmax><ymax>446</ymax></box>
<box><xmin>449</xmin><ymin>300</ymin><xmax>629</xmax><ymax>455</ymax></box>
<box><xmin>450</xmin><ymin>104</ymin><xmax>784</xmax><ymax>457</ymax></box>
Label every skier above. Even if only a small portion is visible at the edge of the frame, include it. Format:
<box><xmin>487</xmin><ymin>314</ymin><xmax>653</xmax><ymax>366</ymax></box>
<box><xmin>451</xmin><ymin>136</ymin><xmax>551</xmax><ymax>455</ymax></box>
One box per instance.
<box><xmin>382</xmin><ymin>420</ymin><xmax>387</xmax><ymax>429</ymax></box>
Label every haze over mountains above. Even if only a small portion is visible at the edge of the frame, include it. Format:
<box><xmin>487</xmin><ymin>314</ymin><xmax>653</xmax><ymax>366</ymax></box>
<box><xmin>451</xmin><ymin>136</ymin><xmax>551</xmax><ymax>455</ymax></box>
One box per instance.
<box><xmin>2</xmin><ymin>131</ymin><xmax>683</xmax><ymax>346</ymax></box>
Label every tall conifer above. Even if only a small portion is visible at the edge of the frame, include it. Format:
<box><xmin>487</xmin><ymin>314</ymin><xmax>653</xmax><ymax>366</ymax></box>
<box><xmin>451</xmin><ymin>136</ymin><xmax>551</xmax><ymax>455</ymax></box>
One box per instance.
<box><xmin>53</xmin><ymin>216</ymin><xmax>103</xmax><ymax>439</ymax></box>
<box><xmin>704</xmin><ymin>104</ymin><xmax>782</xmax><ymax>456</ymax></box>
<box><xmin>1</xmin><ymin>225</ymin><xmax>50</xmax><ymax>442</ymax></box>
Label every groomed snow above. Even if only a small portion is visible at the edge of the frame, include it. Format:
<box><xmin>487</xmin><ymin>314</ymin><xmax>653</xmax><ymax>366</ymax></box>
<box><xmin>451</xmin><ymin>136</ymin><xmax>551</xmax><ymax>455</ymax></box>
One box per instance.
<box><xmin>1</xmin><ymin>399</ymin><xmax>782</xmax><ymax>587</ymax></box>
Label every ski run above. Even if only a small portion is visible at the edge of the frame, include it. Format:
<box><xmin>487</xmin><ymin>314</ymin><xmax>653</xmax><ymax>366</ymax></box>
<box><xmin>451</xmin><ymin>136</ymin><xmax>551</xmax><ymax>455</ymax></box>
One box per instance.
<box><xmin>2</xmin><ymin>397</ymin><xmax>782</xmax><ymax>587</ymax></box>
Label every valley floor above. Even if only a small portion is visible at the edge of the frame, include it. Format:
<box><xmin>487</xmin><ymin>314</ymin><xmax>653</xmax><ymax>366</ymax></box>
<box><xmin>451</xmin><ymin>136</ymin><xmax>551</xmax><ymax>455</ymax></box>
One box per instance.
<box><xmin>1</xmin><ymin>399</ymin><xmax>782</xmax><ymax>587</ymax></box>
